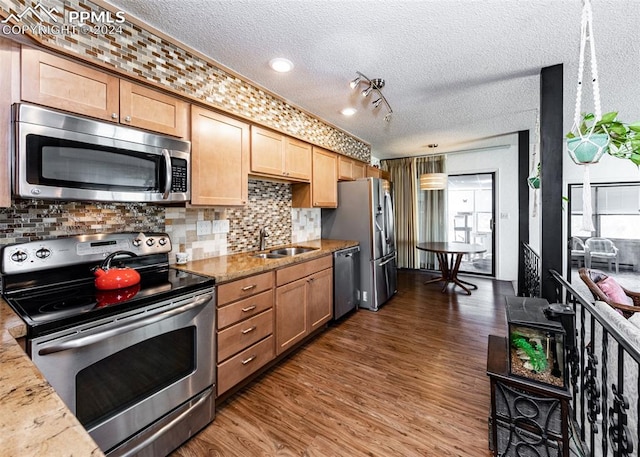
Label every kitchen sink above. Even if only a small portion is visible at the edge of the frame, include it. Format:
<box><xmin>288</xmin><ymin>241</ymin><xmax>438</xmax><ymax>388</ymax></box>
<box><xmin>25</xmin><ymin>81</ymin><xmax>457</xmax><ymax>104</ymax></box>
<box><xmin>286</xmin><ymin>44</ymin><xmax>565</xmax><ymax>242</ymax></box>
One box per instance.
<box><xmin>269</xmin><ymin>247</ymin><xmax>318</xmax><ymax>256</ymax></box>
<box><xmin>252</xmin><ymin>253</ymin><xmax>286</xmax><ymax>259</ymax></box>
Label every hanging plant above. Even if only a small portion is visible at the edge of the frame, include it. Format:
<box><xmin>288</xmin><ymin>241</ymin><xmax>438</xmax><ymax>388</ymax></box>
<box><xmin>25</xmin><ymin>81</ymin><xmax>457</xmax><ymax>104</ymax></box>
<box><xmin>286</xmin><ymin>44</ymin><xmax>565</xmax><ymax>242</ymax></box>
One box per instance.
<box><xmin>527</xmin><ymin>163</ymin><xmax>540</xmax><ymax>189</ymax></box>
<box><xmin>566</xmin><ymin>111</ymin><xmax>640</xmax><ymax>166</ymax></box>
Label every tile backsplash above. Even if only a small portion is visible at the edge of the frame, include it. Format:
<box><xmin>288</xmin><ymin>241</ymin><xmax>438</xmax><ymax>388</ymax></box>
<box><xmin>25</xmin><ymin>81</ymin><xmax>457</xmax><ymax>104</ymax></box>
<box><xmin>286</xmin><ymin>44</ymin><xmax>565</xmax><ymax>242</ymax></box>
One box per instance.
<box><xmin>0</xmin><ymin>0</ymin><xmax>356</xmax><ymax>259</ymax></box>
<box><xmin>0</xmin><ymin>180</ymin><xmax>322</xmax><ymax>261</ymax></box>
<box><xmin>0</xmin><ymin>0</ymin><xmax>371</xmax><ymax>162</ymax></box>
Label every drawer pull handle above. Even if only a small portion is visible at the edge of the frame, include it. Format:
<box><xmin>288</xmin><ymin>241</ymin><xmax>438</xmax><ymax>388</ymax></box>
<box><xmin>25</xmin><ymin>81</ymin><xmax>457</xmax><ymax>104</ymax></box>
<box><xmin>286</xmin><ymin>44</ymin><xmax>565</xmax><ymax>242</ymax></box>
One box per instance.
<box><xmin>242</xmin><ymin>355</ymin><xmax>257</xmax><ymax>365</ymax></box>
<box><xmin>241</xmin><ymin>284</ymin><xmax>257</xmax><ymax>291</ymax></box>
<box><xmin>242</xmin><ymin>326</ymin><xmax>256</xmax><ymax>334</ymax></box>
<box><xmin>242</xmin><ymin>305</ymin><xmax>257</xmax><ymax>312</ymax></box>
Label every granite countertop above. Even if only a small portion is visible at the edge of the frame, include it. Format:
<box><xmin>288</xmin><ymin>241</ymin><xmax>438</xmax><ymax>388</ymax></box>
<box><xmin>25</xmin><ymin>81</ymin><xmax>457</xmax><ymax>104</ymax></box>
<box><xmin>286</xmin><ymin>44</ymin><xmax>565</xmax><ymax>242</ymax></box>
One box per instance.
<box><xmin>0</xmin><ymin>239</ymin><xmax>358</xmax><ymax>456</ymax></box>
<box><xmin>0</xmin><ymin>300</ymin><xmax>104</xmax><ymax>456</ymax></box>
<box><xmin>174</xmin><ymin>239</ymin><xmax>360</xmax><ymax>283</ymax></box>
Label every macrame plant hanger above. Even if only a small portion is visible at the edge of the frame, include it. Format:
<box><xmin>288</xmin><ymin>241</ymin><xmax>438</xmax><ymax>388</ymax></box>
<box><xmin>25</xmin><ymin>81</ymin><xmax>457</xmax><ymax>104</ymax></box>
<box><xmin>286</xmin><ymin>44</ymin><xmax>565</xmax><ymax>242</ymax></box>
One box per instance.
<box><xmin>528</xmin><ymin>112</ymin><xmax>541</xmax><ymax>217</ymax></box>
<box><xmin>569</xmin><ymin>0</ymin><xmax>607</xmax><ymax>232</ymax></box>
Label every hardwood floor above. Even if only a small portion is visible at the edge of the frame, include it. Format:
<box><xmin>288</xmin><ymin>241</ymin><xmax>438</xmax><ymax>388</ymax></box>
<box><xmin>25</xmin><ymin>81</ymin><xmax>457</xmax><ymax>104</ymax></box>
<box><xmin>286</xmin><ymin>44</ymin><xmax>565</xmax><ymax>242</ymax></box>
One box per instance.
<box><xmin>172</xmin><ymin>269</ymin><xmax>512</xmax><ymax>457</ymax></box>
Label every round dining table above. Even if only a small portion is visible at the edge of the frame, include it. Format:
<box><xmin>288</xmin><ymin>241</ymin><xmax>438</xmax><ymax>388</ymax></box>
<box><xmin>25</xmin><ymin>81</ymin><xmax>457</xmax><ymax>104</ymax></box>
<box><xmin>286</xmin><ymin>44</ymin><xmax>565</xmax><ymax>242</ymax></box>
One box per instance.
<box><xmin>416</xmin><ymin>241</ymin><xmax>486</xmax><ymax>295</ymax></box>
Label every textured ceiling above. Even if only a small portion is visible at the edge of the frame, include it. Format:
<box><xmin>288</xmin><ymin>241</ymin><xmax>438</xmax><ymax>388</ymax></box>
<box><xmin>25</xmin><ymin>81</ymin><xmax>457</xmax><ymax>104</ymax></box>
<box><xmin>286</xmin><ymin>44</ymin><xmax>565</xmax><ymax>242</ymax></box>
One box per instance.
<box><xmin>105</xmin><ymin>0</ymin><xmax>640</xmax><ymax>159</ymax></box>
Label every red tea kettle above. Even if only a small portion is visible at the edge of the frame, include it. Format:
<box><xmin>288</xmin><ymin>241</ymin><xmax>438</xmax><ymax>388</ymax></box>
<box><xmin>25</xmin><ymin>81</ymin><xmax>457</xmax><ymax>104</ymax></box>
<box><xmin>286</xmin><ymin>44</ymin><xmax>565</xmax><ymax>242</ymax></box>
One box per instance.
<box><xmin>93</xmin><ymin>250</ymin><xmax>141</xmax><ymax>290</ymax></box>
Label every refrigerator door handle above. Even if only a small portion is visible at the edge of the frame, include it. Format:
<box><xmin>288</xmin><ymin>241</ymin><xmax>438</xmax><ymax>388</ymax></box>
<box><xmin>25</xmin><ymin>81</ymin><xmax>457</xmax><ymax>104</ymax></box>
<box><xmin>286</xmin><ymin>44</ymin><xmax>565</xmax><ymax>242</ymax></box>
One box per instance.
<box><xmin>378</xmin><ymin>254</ymin><xmax>396</xmax><ymax>267</ymax></box>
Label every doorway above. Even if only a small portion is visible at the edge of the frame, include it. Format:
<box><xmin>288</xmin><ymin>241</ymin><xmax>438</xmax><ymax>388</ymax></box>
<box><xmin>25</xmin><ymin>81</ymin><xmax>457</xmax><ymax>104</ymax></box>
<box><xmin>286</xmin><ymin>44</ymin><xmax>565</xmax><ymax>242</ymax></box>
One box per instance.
<box><xmin>447</xmin><ymin>173</ymin><xmax>496</xmax><ymax>276</ymax></box>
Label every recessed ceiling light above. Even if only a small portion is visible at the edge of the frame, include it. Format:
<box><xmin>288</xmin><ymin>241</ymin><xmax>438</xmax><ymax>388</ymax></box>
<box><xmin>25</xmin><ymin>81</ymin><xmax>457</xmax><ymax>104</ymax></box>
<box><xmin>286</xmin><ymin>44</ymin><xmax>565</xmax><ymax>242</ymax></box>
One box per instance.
<box><xmin>341</xmin><ymin>107</ymin><xmax>357</xmax><ymax>116</ymax></box>
<box><xmin>269</xmin><ymin>58</ymin><xmax>294</xmax><ymax>73</ymax></box>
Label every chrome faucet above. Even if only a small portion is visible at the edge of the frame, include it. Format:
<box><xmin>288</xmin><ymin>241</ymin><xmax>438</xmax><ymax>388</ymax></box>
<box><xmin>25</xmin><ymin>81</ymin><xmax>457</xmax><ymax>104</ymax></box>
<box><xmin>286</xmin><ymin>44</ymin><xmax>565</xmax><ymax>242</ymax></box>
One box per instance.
<box><xmin>259</xmin><ymin>227</ymin><xmax>269</xmax><ymax>251</ymax></box>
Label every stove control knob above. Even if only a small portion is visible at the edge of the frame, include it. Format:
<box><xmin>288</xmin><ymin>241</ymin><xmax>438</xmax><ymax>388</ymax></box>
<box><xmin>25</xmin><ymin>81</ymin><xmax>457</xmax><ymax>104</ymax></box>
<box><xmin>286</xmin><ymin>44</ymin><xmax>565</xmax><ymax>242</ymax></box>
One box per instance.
<box><xmin>132</xmin><ymin>238</ymin><xmax>142</xmax><ymax>247</ymax></box>
<box><xmin>158</xmin><ymin>237</ymin><xmax>167</xmax><ymax>246</ymax></box>
<box><xmin>11</xmin><ymin>250</ymin><xmax>28</xmax><ymax>262</ymax></box>
<box><xmin>146</xmin><ymin>238</ymin><xmax>155</xmax><ymax>247</ymax></box>
<box><xmin>35</xmin><ymin>248</ymin><xmax>51</xmax><ymax>259</ymax></box>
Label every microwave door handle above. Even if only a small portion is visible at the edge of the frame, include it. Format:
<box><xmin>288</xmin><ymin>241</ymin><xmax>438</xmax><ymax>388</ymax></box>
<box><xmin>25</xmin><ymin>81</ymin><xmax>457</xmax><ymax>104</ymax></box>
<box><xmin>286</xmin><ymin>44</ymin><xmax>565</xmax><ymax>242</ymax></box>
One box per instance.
<box><xmin>37</xmin><ymin>293</ymin><xmax>213</xmax><ymax>355</ymax></box>
<box><xmin>162</xmin><ymin>148</ymin><xmax>172</xmax><ymax>199</ymax></box>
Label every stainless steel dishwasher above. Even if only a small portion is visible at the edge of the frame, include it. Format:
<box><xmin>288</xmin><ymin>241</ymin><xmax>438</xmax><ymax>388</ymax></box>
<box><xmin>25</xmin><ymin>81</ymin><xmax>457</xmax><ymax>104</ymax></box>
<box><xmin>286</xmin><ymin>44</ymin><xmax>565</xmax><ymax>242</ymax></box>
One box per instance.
<box><xmin>333</xmin><ymin>245</ymin><xmax>361</xmax><ymax>320</ymax></box>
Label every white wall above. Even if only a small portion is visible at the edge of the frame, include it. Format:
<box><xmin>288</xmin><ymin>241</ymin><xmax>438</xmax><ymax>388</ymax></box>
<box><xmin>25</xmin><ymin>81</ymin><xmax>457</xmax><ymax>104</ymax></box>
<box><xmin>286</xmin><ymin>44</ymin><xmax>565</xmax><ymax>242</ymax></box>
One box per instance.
<box><xmin>446</xmin><ymin>139</ymin><xmax>519</xmax><ymax>281</ymax></box>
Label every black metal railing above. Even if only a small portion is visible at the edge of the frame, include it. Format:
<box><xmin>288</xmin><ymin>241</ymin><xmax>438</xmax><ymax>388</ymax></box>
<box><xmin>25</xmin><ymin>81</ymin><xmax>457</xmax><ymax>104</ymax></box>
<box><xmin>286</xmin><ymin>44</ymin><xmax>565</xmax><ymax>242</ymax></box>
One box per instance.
<box><xmin>550</xmin><ymin>269</ymin><xmax>640</xmax><ymax>457</ymax></box>
<box><xmin>523</xmin><ymin>242</ymin><xmax>541</xmax><ymax>297</ymax></box>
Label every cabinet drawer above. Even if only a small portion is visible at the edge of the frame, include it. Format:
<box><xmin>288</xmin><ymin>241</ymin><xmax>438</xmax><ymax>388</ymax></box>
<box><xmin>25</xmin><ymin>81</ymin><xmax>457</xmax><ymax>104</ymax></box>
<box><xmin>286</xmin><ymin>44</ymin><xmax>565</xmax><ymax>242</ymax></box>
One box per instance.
<box><xmin>217</xmin><ymin>289</ymin><xmax>273</xmax><ymax>329</ymax></box>
<box><xmin>217</xmin><ymin>272</ymin><xmax>274</xmax><ymax>305</ymax></box>
<box><xmin>217</xmin><ymin>309</ymin><xmax>273</xmax><ymax>361</ymax></box>
<box><xmin>277</xmin><ymin>255</ymin><xmax>332</xmax><ymax>286</ymax></box>
<box><xmin>217</xmin><ymin>335</ymin><xmax>275</xmax><ymax>395</ymax></box>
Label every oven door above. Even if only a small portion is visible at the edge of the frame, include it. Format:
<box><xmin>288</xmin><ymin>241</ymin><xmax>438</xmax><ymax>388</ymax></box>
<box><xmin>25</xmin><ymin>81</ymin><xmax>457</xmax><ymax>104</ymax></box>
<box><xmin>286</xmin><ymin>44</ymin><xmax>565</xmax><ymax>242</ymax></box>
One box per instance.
<box><xmin>29</xmin><ymin>289</ymin><xmax>215</xmax><ymax>454</ymax></box>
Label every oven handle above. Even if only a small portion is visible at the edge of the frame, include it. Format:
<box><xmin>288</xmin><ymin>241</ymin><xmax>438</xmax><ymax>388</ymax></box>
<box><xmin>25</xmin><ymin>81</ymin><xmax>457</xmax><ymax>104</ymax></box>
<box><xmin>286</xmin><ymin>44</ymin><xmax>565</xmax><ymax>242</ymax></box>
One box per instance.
<box><xmin>38</xmin><ymin>293</ymin><xmax>213</xmax><ymax>356</ymax></box>
<box><xmin>162</xmin><ymin>148</ymin><xmax>172</xmax><ymax>200</ymax></box>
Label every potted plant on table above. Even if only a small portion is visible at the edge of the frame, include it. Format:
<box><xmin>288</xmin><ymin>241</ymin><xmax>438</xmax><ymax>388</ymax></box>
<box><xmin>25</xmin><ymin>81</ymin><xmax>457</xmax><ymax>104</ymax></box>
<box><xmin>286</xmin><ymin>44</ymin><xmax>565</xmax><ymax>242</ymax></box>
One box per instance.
<box><xmin>566</xmin><ymin>111</ymin><xmax>640</xmax><ymax>166</ymax></box>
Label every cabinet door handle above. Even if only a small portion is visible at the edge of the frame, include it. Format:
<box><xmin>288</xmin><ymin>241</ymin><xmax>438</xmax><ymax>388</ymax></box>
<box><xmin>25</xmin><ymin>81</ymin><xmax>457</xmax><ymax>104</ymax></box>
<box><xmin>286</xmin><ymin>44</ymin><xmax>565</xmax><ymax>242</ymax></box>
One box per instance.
<box><xmin>242</xmin><ymin>355</ymin><xmax>257</xmax><ymax>365</ymax></box>
<box><xmin>124</xmin><ymin>115</ymin><xmax>132</xmax><ymax>122</ymax></box>
<box><xmin>242</xmin><ymin>305</ymin><xmax>257</xmax><ymax>312</ymax></box>
<box><xmin>241</xmin><ymin>326</ymin><xmax>256</xmax><ymax>334</ymax></box>
<box><xmin>241</xmin><ymin>284</ymin><xmax>257</xmax><ymax>291</ymax></box>
<box><xmin>111</xmin><ymin>113</ymin><xmax>118</xmax><ymax>119</ymax></box>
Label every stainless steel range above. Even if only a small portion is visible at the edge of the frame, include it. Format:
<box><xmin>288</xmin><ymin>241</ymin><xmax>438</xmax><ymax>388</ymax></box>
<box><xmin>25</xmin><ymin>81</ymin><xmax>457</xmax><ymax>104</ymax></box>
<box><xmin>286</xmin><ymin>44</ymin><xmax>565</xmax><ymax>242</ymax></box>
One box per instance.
<box><xmin>0</xmin><ymin>232</ymin><xmax>215</xmax><ymax>457</ymax></box>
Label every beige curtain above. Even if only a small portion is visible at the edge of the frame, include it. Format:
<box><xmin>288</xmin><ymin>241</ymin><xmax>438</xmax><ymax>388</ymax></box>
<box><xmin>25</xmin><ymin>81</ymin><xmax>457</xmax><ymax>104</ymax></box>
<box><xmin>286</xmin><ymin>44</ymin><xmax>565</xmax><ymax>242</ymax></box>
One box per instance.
<box><xmin>380</xmin><ymin>157</ymin><xmax>418</xmax><ymax>269</ymax></box>
<box><xmin>415</xmin><ymin>156</ymin><xmax>447</xmax><ymax>270</ymax></box>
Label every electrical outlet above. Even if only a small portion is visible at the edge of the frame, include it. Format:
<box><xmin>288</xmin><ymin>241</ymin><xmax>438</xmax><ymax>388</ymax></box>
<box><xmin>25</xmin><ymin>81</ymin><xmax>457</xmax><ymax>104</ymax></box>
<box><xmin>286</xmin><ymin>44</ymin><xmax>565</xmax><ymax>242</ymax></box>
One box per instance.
<box><xmin>196</xmin><ymin>220</ymin><xmax>212</xmax><ymax>236</ymax></box>
<box><xmin>362</xmin><ymin>291</ymin><xmax>368</xmax><ymax>302</ymax></box>
<box><xmin>211</xmin><ymin>220</ymin><xmax>230</xmax><ymax>234</ymax></box>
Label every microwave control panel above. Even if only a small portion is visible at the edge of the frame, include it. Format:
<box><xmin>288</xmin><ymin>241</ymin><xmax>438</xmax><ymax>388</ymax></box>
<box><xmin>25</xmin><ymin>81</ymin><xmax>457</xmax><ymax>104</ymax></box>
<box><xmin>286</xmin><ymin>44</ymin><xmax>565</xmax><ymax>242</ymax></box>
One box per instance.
<box><xmin>171</xmin><ymin>159</ymin><xmax>188</xmax><ymax>193</ymax></box>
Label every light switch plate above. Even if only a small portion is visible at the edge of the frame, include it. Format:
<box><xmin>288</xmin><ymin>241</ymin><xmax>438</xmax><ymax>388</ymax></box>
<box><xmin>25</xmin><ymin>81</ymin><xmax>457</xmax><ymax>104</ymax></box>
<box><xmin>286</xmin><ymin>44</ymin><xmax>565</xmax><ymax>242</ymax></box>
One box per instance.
<box><xmin>196</xmin><ymin>220</ymin><xmax>212</xmax><ymax>236</ymax></box>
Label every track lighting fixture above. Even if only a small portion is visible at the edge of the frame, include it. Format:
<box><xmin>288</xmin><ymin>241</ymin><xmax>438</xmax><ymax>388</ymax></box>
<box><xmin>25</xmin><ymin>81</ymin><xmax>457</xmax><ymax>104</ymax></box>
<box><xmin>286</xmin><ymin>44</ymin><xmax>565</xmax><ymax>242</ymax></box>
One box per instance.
<box><xmin>349</xmin><ymin>71</ymin><xmax>393</xmax><ymax>122</ymax></box>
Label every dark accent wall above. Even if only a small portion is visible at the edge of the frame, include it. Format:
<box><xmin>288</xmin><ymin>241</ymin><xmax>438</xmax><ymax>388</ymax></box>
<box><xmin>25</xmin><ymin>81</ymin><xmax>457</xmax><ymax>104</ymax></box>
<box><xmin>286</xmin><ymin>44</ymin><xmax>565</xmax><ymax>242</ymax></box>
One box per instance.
<box><xmin>517</xmin><ymin>129</ymin><xmax>530</xmax><ymax>296</ymax></box>
<box><xmin>539</xmin><ymin>64</ymin><xmax>564</xmax><ymax>302</ymax></box>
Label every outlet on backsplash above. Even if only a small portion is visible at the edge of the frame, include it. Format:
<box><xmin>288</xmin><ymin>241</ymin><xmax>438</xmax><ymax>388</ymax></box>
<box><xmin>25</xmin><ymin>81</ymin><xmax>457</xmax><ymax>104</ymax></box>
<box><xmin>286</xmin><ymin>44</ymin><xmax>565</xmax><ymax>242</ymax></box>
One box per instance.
<box><xmin>196</xmin><ymin>220</ymin><xmax>212</xmax><ymax>236</ymax></box>
<box><xmin>211</xmin><ymin>220</ymin><xmax>230</xmax><ymax>233</ymax></box>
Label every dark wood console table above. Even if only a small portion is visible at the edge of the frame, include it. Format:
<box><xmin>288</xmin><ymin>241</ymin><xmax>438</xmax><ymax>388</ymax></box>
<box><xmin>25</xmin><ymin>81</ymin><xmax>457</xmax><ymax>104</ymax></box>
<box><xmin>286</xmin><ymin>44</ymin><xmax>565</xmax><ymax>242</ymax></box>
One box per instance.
<box><xmin>486</xmin><ymin>335</ymin><xmax>570</xmax><ymax>457</ymax></box>
<box><xmin>416</xmin><ymin>241</ymin><xmax>486</xmax><ymax>295</ymax></box>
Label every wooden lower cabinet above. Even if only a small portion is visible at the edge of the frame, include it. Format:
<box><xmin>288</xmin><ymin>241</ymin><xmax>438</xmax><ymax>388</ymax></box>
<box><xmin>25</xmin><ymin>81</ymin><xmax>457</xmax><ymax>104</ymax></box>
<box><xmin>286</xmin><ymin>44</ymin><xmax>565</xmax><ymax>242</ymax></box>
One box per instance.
<box><xmin>275</xmin><ymin>277</ymin><xmax>308</xmax><ymax>354</ymax></box>
<box><xmin>216</xmin><ymin>257</ymin><xmax>333</xmax><ymax>395</ymax></box>
<box><xmin>217</xmin><ymin>336</ymin><xmax>275</xmax><ymax>395</ymax></box>
<box><xmin>216</xmin><ymin>272</ymin><xmax>275</xmax><ymax>396</ymax></box>
<box><xmin>275</xmin><ymin>255</ymin><xmax>333</xmax><ymax>355</ymax></box>
<box><xmin>307</xmin><ymin>267</ymin><xmax>333</xmax><ymax>332</ymax></box>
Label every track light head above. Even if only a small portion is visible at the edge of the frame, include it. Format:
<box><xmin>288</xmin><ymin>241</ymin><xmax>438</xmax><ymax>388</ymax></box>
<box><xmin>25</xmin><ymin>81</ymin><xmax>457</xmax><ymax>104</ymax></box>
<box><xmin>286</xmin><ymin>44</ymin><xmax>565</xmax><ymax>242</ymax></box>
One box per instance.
<box><xmin>350</xmin><ymin>71</ymin><xmax>393</xmax><ymax>122</ymax></box>
<box><xmin>371</xmin><ymin>78</ymin><xmax>385</xmax><ymax>89</ymax></box>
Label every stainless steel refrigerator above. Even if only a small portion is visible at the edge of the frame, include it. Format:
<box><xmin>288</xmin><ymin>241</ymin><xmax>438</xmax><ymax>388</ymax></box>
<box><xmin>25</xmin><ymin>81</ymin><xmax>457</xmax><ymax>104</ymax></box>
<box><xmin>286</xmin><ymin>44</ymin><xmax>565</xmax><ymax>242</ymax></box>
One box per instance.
<box><xmin>321</xmin><ymin>178</ymin><xmax>397</xmax><ymax>311</ymax></box>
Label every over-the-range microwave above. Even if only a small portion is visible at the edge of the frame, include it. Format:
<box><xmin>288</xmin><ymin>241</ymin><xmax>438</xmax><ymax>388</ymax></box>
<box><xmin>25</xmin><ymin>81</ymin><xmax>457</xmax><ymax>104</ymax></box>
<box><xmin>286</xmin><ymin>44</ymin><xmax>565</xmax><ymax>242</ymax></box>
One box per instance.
<box><xmin>12</xmin><ymin>103</ymin><xmax>191</xmax><ymax>203</ymax></box>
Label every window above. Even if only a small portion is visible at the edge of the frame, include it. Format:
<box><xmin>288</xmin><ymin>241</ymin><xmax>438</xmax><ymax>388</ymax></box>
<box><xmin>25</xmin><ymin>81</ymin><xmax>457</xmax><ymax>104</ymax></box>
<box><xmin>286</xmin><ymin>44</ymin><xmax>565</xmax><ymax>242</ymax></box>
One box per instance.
<box><xmin>570</xmin><ymin>183</ymin><xmax>640</xmax><ymax>240</ymax></box>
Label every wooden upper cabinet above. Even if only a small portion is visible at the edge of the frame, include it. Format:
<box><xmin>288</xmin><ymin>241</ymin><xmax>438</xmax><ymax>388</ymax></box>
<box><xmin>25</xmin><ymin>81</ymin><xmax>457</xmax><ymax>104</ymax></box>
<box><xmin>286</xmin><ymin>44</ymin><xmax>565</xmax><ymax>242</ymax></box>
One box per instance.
<box><xmin>352</xmin><ymin>160</ymin><xmax>366</xmax><ymax>179</ymax></box>
<box><xmin>21</xmin><ymin>47</ymin><xmax>188</xmax><ymax>137</ymax></box>
<box><xmin>366</xmin><ymin>165</ymin><xmax>381</xmax><ymax>178</ymax></box>
<box><xmin>119</xmin><ymin>80</ymin><xmax>188</xmax><ymax>138</ymax></box>
<box><xmin>191</xmin><ymin>106</ymin><xmax>249</xmax><ymax>206</ymax></box>
<box><xmin>292</xmin><ymin>146</ymin><xmax>338</xmax><ymax>208</ymax></box>
<box><xmin>0</xmin><ymin>38</ymin><xmax>19</xmax><ymax>208</ymax></box>
<box><xmin>338</xmin><ymin>156</ymin><xmax>366</xmax><ymax>181</ymax></box>
<box><xmin>21</xmin><ymin>46</ymin><xmax>119</xmax><ymax>122</ymax></box>
<box><xmin>250</xmin><ymin>126</ymin><xmax>311</xmax><ymax>181</ymax></box>
<box><xmin>284</xmin><ymin>136</ymin><xmax>312</xmax><ymax>181</ymax></box>
<box><xmin>312</xmin><ymin>147</ymin><xmax>338</xmax><ymax>207</ymax></box>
